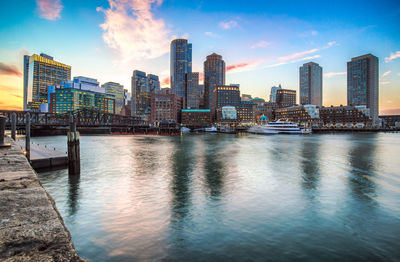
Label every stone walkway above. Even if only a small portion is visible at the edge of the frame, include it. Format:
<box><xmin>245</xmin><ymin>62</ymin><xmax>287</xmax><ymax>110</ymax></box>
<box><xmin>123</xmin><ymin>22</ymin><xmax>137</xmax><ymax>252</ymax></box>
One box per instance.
<box><xmin>0</xmin><ymin>137</ymin><xmax>84</xmax><ymax>261</ymax></box>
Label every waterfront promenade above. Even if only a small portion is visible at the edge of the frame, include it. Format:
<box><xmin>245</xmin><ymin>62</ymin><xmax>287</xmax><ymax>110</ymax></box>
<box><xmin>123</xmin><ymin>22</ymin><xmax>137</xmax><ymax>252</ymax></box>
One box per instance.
<box><xmin>0</xmin><ymin>136</ymin><xmax>83</xmax><ymax>261</ymax></box>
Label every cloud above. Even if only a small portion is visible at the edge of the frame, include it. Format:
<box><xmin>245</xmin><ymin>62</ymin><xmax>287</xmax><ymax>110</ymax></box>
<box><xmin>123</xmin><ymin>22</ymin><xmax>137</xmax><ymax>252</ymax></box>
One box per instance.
<box><xmin>278</xmin><ymin>41</ymin><xmax>335</xmax><ymax>62</ymax></box>
<box><xmin>219</xmin><ymin>20</ymin><xmax>238</xmax><ymax>29</ymax></box>
<box><xmin>380</xmin><ymin>108</ymin><xmax>400</xmax><ymax>115</ymax></box>
<box><xmin>97</xmin><ymin>0</ymin><xmax>170</xmax><ymax>62</ymax></box>
<box><xmin>385</xmin><ymin>51</ymin><xmax>400</xmax><ymax>63</ymax></box>
<box><xmin>380</xmin><ymin>81</ymin><xmax>390</xmax><ymax>85</ymax></box>
<box><xmin>311</xmin><ymin>30</ymin><xmax>318</xmax><ymax>36</ymax></box>
<box><xmin>324</xmin><ymin>72</ymin><xmax>346</xmax><ymax>78</ymax></box>
<box><xmin>226</xmin><ymin>60</ymin><xmax>263</xmax><ymax>73</ymax></box>
<box><xmin>0</xmin><ymin>63</ymin><xmax>22</xmax><ymax>77</ymax></box>
<box><xmin>161</xmin><ymin>77</ymin><xmax>169</xmax><ymax>86</ymax></box>
<box><xmin>265</xmin><ymin>55</ymin><xmax>321</xmax><ymax>68</ymax></box>
<box><xmin>398</xmin><ymin>73</ymin><xmax>400</xmax><ymax>77</ymax></box>
<box><xmin>251</xmin><ymin>41</ymin><xmax>270</xmax><ymax>49</ymax></box>
<box><xmin>381</xmin><ymin>70</ymin><xmax>391</xmax><ymax>78</ymax></box>
<box><xmin>205</xmin><ymin>32</ymin><xmax>218</xmax><ymax>38</ymax></box>
<box><xmin>36</xmin><ymin>0</ymin><xmax>63</xmax><ymax>20</ymax></box>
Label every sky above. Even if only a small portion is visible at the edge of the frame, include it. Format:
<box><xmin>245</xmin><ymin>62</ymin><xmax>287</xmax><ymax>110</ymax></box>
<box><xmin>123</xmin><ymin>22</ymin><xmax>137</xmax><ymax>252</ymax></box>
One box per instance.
<box><xmin>0</xmin><ymin>0</ymin><xmax>399</xmax><ymax>114</ymax></box>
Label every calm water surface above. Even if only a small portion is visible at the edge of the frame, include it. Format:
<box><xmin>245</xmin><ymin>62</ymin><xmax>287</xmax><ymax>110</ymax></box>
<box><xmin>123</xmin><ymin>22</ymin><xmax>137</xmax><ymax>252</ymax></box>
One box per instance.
<box><xmin>33</xmin><ymin>133</ymin><xmax>400</xmax><ymax>261</ymax></box>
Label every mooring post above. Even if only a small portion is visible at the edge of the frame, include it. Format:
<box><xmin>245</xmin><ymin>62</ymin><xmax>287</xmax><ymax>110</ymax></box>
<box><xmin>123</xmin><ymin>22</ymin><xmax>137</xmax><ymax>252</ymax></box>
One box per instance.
<box><xmin>25</xmin><ymin>113</ymin><xmax>30</xmax><ymax>160</ymax></box>
<box><xmin>68</xmin><ymin>115</ymin><xmax>80</xmax><ymax>175</ymax></box>
<box><xmin>11</xmin><ymin>112</ymin><xmax>16</xmax><ymax>140</ymax></box>
<box><xmin>0</xmin><ymin>115</ymin><xmax>11</xmax><ymax>148</ymax></box>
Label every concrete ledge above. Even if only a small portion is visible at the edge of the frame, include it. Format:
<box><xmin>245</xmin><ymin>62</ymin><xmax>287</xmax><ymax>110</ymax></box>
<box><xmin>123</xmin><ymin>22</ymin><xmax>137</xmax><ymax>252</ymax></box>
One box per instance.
<box><xmin>0</xmin><ymin>137</ymin><xmax>84</xmax><ymax>261</ymax></box>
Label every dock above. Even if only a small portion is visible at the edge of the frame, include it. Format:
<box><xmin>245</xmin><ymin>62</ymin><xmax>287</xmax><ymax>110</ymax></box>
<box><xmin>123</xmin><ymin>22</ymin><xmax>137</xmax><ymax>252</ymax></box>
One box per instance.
<box><xmin>0</xmin><ymin>136</ymin><xmax>83</xmax><ymax>261</ymax></box>
<box><xmin>16</xmin><ymin>139</ymin><xmax>68</xmax><ymax>169</ymax></box>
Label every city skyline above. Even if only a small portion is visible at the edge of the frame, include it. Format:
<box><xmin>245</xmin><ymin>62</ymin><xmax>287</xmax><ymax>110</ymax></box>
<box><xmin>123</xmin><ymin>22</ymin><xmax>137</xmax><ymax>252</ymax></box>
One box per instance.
<box><xmin>0</xmin><ymin>0</ymin><xmax>399</xmax><ymax>114</ymax></box>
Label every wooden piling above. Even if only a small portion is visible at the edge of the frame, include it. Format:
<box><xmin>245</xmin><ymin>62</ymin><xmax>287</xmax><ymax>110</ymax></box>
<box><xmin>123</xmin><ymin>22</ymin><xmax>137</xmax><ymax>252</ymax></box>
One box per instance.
<box><xmin>11</xmin><ymin>112</ymin><xmax>16</xmax><ymax>140</ymax></box>
<box><xmin>25</xmin><ymin>112</ymin><xmax>30</xmax><ymax>161</ymax></box>
<box><xmin>68</xmin><ymin>115</ymin><xmax>80</xmax><ymax>175</ymax></box>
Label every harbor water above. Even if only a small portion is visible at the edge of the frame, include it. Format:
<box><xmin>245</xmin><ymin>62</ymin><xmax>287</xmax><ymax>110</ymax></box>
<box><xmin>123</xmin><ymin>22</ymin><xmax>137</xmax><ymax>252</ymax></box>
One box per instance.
<box><xmin>34</xmin><ymin>133</ymin><xmax>400</xmax><ymax>261</ymax></box>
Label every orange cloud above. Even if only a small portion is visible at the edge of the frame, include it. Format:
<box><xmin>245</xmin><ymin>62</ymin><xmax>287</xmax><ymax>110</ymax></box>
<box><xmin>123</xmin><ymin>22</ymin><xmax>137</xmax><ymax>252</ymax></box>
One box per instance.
<box><xmin>226</xmin><ymin>60</ymin><xmax>263</xmax><ymax>73</ymax></box>
<box><xmin>278</xmin><ymin>41</ymin><xmax>335</xmax><ymax>62</ymax></box>
<box><xmin>161</xmin><ymin>77</ymin><xmax>169</xmax><ymax>86</ymax></box>
<box><xmin>0</xmin><ymin>63</ymin><xmax>22</xmax><ymax>77</ymax></box>
<box><xmin>385</xmin><ymin>51</ymin><xmax>400</xmax><ymax>63</ymax></box>
<box><xmin>97</xmin><ymin>0</ymin><xmax>170</xmax><ymax>62</ymax></box>
<box><xmin>36</xmin><ymin>0</ymin><xmax>63</xmax><ymax>20</ymax></box>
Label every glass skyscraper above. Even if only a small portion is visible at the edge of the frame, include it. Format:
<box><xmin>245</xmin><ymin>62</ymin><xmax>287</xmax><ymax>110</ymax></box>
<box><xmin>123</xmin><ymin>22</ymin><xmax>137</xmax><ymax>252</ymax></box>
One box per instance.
<box><xmin>185</xmin><ymin>72</ymin><xmax>200</xmax><ymax>109</ymax></box>
<box><xmin>131</xmin><ymin>70</ymin><xmax>160</xmax><ymax>120</ymax></box>
<box><xmin>347</xmin><ymin>54</ymin><xmax>379</xmax><ymax>125</ymax></box>
<box><xmin>204</xmin><ymin>53</ymin><xmax>225</xmax><ymax>111</ymax></box>
<box><xmin>269</xmin><ymin>84</ymin><xmax>282</xmax><ymax>103</ymax></box>
<box><xmin>24</xmin><ymin>53</ymin><xmax>71</xmax><ymax>111</ymax></box>
<box><xmin>170</xmin><ymin>39</ymin><xmax>192</xmax><ymax>98</ymax></box>
<box><xmin>102</xmin><ymin>82</ymin><xmax>125</xmax><ymax>115</ymax></box>
<box><xmin>299</xmin><ymin>62</ymin><xmax>322</xmax><ymax>106</ymax></box>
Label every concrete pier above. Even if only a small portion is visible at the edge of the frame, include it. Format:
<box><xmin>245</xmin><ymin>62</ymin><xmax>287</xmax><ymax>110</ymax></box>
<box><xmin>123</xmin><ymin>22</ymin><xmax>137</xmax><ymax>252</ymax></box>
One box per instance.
<box><xmin>0</xmin><ymin>137</ymin><xmax>83</xmax><ymax>261</ymax></box>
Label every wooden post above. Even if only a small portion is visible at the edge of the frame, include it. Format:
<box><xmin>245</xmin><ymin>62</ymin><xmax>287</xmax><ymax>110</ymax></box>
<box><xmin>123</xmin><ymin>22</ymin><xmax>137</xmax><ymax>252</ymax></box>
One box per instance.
<box><xmin>68</xmin><ymin>115</ymin><xmax>80</xmax><ymax>175</ymax></box>
<box><xmin>25</xmin><ymin>113</ymin><xmax>30</xmax><ymax>161</ymax></box>
<box><xmin>11</xmin><ymin>112</ymin><xmax>16</xmax><ymax>140</ymax></box>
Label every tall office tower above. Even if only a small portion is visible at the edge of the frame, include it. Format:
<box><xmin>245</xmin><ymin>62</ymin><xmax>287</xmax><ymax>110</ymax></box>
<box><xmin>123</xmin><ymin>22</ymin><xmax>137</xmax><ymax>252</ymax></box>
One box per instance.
<box><xmin>23</xmin><ymin>53</ymin><xmax>71</xmax><ymax>111</ymax></box>
<box><xmin>269</xmin><ymin>84</ymin><xmax>282</xmax><ymax>103</ymax></box>
<box><xmin>276</xmin><ymin>89</ymin><xmax>296</xmax><ymax>108</ymax></box>
<box><xmin>204</xmin><ymin>53</ymin><xmax>226</xmax><ymax>111</ymax></box>
<box><xmin>186</xmin><ymin>72</ymin><xmax>200</xmax><ymax>109</ymax></box>
<box><xmin>147</xmin><ymin>74</ymin><xmax>161</xmax><ymax>94</ymax></box>
<box><xmin>23</xmin><ymin>55</ymin><xmax>30</xmax><ymax>110</ymax></box>
<box><xmin>131</xmin><ymin>70</ymin><xmax>150</xmax><ymax>118</ymax></box>
<box><xmin>299</xmin><ymin>62</ymin><xmax>322</xmax><ymax>106</ymax></box>
<box><xmin>347</xmin><ymin>54</ymin><xmax>379</xmax><ymax>125</ymax></box>
<box><xmin>73</xmin><ymin>76</ymin><xmax>103</xmax><ymax>93</ymax></box>
<box><xmin>170</xmin><ymin>39</ymin><xmax>192</xmax><ymax>98</ymax></box>
<box><xmin>102</xmin><ymin>82</ymin><xmax>124</xmax><ymax>114</ymax></box>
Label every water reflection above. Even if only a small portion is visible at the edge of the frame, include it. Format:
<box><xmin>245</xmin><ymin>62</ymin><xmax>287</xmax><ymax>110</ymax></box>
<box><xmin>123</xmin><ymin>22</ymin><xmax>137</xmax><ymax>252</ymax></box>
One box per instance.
<box><xmin>170</xmin><ymin>137</ymin><xmax>194</xmax><ymax>224</ymax></box>
<box><xmin>67</xmin><ymin>174</ymin><xmax>80</xmax><ymax>216</ymax></box>
<box><xmin>204</xmin><ymin>135</ymin><xmax>226</xmax><ymax>199</ymax></box>
<box><xmin>300</xmin><ymin>137</ymin><xmax>321</xmax><ymax>192</ymax></box>
<box><xmin>348</xmin><ymin>134</ymin><xmax>378</xmax><ymax>202</ymax></box>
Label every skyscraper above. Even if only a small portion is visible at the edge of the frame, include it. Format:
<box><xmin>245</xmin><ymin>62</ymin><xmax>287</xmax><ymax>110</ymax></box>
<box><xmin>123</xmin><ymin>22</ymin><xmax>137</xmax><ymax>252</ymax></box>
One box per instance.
<box><xmin>102</xmin><ymin>82</ymin><xmax>124</xmax><ymax>114</ymax></box>
<box><xmin>276</xmin><ymin>89</ymin><xmax>296</xmax><ymax>108</ymax></box>
<box><xmin>147</xmin><ymin>74</ymin><xmax>161</xmax><ymax>94</ymax></box>
<box><xmin>23</xmin><ymin>53</ymin><xmax>71</xmax><ymax>111</ymax></box>
<box><xmin>299</xmin><ymin>62</ymin><xmax>322</xmax><ymax>106</ymax></box>
<box><xmin>170</xmin><ymin>39</ymin><xmax>192</xmax><ymax>98</ymax></box>
<box><xmin>185</xmin><ymin>72</ymin><xmax>200</xmax><ymax>109</ymax></box>
<box><xmin>269</xmin><ymin>84</ymin><xmax>282</xmax><ymax>103</ymax></box>
<box><xmin>347</xmin><ymin>54</ymin><xmax>379</xmax><ymax>125</ymax></box>
<box><xmin>204</xmin><ymin>53</ymin><xmax>225</xmax><ymax>111</ymax></box>
<box><xmin>131</xmin><ymin>70</ymin><xmax>149</xmax><ymax>118</ymax></box>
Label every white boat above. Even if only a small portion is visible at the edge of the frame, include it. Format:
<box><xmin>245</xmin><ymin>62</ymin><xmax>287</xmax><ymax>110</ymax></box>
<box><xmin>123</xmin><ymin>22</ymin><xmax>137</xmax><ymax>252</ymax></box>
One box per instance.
<box><xmin>204</xmin><ymin>126</ymin><xmax>218</xmax><ymax>132</ymax></box>
<box><xmin>180</xmin><ymin>127</ymin><xmax>191</xmax><ymax>133</ymax></box>
<box><xmin>247</xmin><ymin>119</ymin><xmax>312</xmax><ymax>134</ymax></box>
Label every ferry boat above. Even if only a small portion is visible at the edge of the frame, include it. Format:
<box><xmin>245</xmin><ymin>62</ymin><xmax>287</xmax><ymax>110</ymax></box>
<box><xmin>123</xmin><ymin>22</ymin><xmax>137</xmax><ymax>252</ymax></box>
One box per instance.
<box><xmin>204</xmin><ymin>125</ymin><xmax>218</xmax><ymax>132</ymax></box>
<box><xmin>247</xmin><ymin>119</ymin><xmax>312</xmax><ymax>134</ymax></box>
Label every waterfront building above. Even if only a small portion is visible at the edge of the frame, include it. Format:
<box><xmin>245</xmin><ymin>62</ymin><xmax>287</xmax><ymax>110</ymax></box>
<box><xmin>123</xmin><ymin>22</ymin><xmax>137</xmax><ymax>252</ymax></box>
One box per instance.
<box><xmin>213</xmin><ymin>85</ymin><xmax>241</xmax><ymax>110</ymax></box>
<box><xmin>347</xmin><ymin>54</ymin><xmax>379</xmax><ymax>125</ymax></box>
<box><xmin>181</xmin><ymin>109</ymin><xmax>212</xmax><ymax>128</ymax></box>
<box><xmin>237</xmin><ymin>101</ymin><xmax>255</xmax><ymax>123</ymax></box>
<box><xmin>170</xmin><ymin>39</ymin><xmax>192</xmax><ymax>98</ymax></box>
<box><xmin>216</xmin><ymin>106</ymin><xmax>237</xmax><ymax>123</ymax></box>
<box><xmin>204</xmin><ymin>53</ymin><xmax>226</xmax><ymax>111</ymax></box>
<box><xmin>73</xmin><ymin>76</ymin><xmax>103</xmax><ymax>93</ymax></box>
<box><xmin>250</xmin><ymin>97</ymin><xmax>265</xmax><ymax>105</ymax></box>
<box><xmin>48</xmin><ymin>83</ymin><xmax>115</xmax><ymax>114</ymax></box>
<box><xmin>23</xmin><ymin>53</ymin><xmax>71</xmax><ymax>111</ymax></box>
<box><xmin>299</xmin><ymin>62</ymin><xmax>323</xmax><ymax>106</ymax></box>
<box><xmin>150</xmin><ymin>93</ymin><xmax>183</xmax><ymax>124</ymax></box>
<box><xmin>275</xmin><ymin>105</ymin><xmax>321</xmax><ymax>127</ymax></box>
<box><xmin>319</xmin><ymin>105</ymin><xmax>372</xmax><ymax>128</ymax></box>
<box><xmin>269</xmin><ymin>85</ymin><xmax>282</xmax><ymax>103</ymax></box>
<box><xmin>241</xmin><ymin>94</ymin><xmax>252</xmax><ymax>101</ymax></box>
<box><xmin>186</xmin><ymin>72</ymin><xmax>200</xmax><ymax>109</ymax></box>
<box><xmin>131</xmin><ymin>70</ymin><xmax>161</xmax><ymax>120</ymax></box>
<box><xmin>253</xmin><ymin>101</ymin><xmax>277</xmax><ymax>121</ymax></box>
<box><xmin>380</xmin><ymin>115</ymin><xmax>400</xmax><ymax>128</ymax></box>
<box><xmin>276</xmin><ymin>89</ymin><xmax>296</xmax><ymax>108</ymax></box>
<box><xmin>102</xmin><ymin>82</ymin><xmax>124</xmax><ymax>115</ymax></box>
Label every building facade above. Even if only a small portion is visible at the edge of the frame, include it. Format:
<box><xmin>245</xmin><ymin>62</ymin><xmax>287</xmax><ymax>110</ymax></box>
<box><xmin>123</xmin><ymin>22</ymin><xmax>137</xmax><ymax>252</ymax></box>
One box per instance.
<box><xmin>204</xmin><ymin>53</ymin><xmax>226</xmax><ymax>111</ymax></box>
<box><xmin>276</xmin><ymin>89</ymin><xmax>296</xmax><ymax>108</ymax></box>
<box><xmin>24</xmin><ymin>53</ymin><xmax>71</xmax><ymax>111</ymax></box>
<box><xmin>170</xmin><ymin>39</ymin><xmax>192</xmax><ymax>98</ymax></box>
<box><xmin>275</xmin><ymin>105</ymin><xmax>321</xmax><ymax>127</ymax></box>
<box><xmin>181</xmin><ymin>109</ymin><xmax>212</xmax><ymax>128</ymax></box>
<box><xmin>185</xmin><ymin>72</ymin><xmax>200</xmax><ymax>109</ymax></box>
<box><xmin>102</xmin><ymin>82</ymin><xmax>124</xmax><ymax>115</ymax></box>
<box><xmin>269</xmin><ymin>84</ymin><xmax>282</xmax><ymax>103</ymax></box>
<box><xmin>150</xmin><ymin>93</ymin><xmax>183</xmax><ymax>124</ymax></box>
<box><xmin>347</xmin><ymin>54</ymin><xmax>379</xmax><ymax>125</ymax></box>
<box><xmin>319</xmin><ymin>105</ymin><xmax>372</xmax><ymax>127</ymax></box>
<box><xmin>299</xmin><ymin>62</ymin><xmax>323</xmax><ymax>106</ymax></box>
